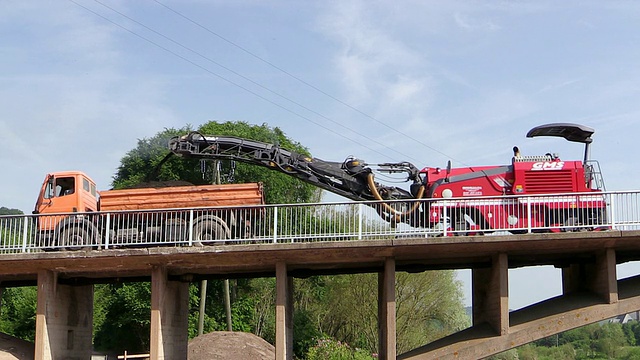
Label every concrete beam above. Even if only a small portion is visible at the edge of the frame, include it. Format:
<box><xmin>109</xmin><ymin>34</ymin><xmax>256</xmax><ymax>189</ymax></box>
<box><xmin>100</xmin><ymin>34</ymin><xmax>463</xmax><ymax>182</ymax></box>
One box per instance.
<box><xmin>472</xmin><ymin>253</ymin><xmax>509</xmax><ymax>335</ymax></box>
<box><xmin>34</xmin><ymin>270</ymin><xmax>93</xmax><ymax>360</ymax></box>
<box><xmin>378</xmin><ymin>257</ymin><xmax>396</xmax><ymax>360</ymax></box>
<box><xmin>562</xmin><ymin>248</ymin><xmax>617</xmax><ymax>303</ymax></box>
<box><xmin>150</xmin><ymin>266</ymin><xmax>189</xmax><ymax>360</ymax></box>
<box><xmin>275</xmin><ymin>262</ymin><xmax>293</xmax><ymax>360</ymax></box>
<box><xmin>399</xmin><ymin>274</ymin><xmax>640</xmax><ymax>360</ymax></box>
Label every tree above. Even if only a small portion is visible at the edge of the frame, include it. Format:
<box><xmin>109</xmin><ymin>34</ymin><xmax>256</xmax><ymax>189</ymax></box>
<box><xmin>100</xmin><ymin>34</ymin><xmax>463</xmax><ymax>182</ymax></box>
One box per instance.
<box><xmin>0</xmin><ymin>287</ymin><xmax>37</xmax><ymax>341</ymax></box>
<box><xmin>0</xmin><ymin>207</ymin><xmax>23</xmax><ymax>216</ymax></box>
<box><xmin>93</xmin><ymin>283</ymin><xmax>151</xmax><ymax>353</ymax></box>
<box><xmin>112</xmin><ymin>121</ymin><xmax>319</xmax><ymax>204</ymax></box>
<box><xmin>306</xmin><ymin>271</ymin><xmax>468</xmax><ymax>355</ymax></box>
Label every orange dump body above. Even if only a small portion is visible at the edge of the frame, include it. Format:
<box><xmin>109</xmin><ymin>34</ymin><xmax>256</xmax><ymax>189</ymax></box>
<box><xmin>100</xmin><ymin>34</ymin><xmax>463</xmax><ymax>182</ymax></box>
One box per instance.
<box><xmin>98</xmin><ymin>183</ymin><xmax>265</xmax><ymax>211</ymax></box>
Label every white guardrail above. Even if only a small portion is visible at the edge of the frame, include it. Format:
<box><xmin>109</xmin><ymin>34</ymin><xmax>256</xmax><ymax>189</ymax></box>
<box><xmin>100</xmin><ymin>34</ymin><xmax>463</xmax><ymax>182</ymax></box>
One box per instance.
<box><xmin>1</xmin><ymin>190</ymin><xmax>639</xmax><ymax>254</ymax></box>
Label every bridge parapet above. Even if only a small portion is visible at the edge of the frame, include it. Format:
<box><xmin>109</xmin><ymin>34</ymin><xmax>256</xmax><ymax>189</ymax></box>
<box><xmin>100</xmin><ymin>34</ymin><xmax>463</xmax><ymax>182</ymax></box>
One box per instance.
<box><xmin>1</xmin><ymin>190</ymin><xmax>640</xmax><ymax>253</ymax></box>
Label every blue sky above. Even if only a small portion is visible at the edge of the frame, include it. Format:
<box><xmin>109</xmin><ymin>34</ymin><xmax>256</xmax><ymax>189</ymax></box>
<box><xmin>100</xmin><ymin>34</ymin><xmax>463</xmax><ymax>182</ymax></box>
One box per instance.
<box><xmin>2</xmin><ymin>1</ymin><xmax>640</xmax><ymax>309</ymax></box>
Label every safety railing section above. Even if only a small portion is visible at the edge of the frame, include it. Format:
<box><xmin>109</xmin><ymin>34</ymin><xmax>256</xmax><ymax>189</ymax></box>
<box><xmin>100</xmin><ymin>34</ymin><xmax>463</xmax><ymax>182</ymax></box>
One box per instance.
<box><xmin>2</xmin><ymin>190</ymin><xmax>640</xmax><ymax>254</ymax></box>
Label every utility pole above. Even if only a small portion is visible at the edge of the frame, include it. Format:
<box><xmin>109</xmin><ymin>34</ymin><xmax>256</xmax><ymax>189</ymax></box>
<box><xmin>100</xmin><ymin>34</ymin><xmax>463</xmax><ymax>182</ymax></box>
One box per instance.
<box><xmin>218</xmin><ymin>160</ymin><xmax>233</xmax><ymax>331</ymax></box>
<box><xmin>198</xmin><ymin>280</ymin><xmax>207</xmax><ymax>336</ymax></box>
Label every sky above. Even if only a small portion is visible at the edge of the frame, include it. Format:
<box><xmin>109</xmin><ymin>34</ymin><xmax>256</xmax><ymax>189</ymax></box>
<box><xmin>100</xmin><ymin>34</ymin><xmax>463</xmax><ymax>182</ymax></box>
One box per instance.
<box><xmin>2</xmin><ymin>0</ymin><xmax>640</xmax><ymax>310</ymax></box>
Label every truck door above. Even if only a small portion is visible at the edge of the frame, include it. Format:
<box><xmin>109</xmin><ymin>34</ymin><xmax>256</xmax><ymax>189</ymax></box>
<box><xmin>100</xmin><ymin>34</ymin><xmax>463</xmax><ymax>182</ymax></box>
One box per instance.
<box><xmin>33</xmin><ymin>174</ymin><xmax>84</xmax><ymax>232</ymax></box>
<box><xmin>35</xmin><ymin>175</ymin><xmax>79</xmax><ymax>214</ymax></box>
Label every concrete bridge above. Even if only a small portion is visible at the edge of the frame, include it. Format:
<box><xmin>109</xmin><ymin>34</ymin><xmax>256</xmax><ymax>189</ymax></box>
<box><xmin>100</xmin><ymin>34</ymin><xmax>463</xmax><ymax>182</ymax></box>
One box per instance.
<box><xmin>2</xmin><ymin>230</ymin><xmax>640</xmax><ymax>359</ymax></box>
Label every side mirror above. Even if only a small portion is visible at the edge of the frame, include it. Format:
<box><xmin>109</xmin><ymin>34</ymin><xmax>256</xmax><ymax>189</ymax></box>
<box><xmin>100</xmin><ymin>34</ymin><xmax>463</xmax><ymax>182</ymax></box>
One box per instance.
<box><xmin>445</xmin><ymin>160</ymin><xmax>452</xmax><ymax>182</ymax></box>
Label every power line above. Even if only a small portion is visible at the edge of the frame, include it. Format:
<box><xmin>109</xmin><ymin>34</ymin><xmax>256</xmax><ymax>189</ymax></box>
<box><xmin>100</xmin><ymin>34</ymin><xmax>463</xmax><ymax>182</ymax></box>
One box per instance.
<box><xmin>80</xmin><ymin>0</ymin><xmax>428</xmax><ymax>161</ymax></box>
<box><xmin>152</xmin><ymin>0</ymin><xmax>465</xmax><ymax>165</ymax></box>
<box><xmin>69</xmin><ymin>0</ymin><xmax>398</xmax><ymax>161</ymax></box>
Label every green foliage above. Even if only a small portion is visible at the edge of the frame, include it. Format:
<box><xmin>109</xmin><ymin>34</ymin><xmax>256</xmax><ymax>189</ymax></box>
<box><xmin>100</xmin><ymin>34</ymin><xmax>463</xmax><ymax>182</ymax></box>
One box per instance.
<box><xmin>487</xmin><ymin>348</ymin><xmax>519</xmax><ymax>360</ymax></box>
<box><xmin>0</xmin><ymin>207</ymin><xmax>23</xmax><ymax>216</ymax></box>
<box><xmin>306</xmin><ymin>338</ymin><xmax>376</xmax><ymax>360</ymax></box>
<box><xmin>621</xmin><ymin>346</ymin><xmax>640</xmax><ymax>360</ymax></box>
<box><xmin>0</xmin><ymin>207</ymin><xmax>26</xmax><ymax>249</ymax></box>
<box><xmin>517</xmin><ymin>321</ymin><xmax>640</xmax><ymax>360</ymax></box>
<box><xmin>624</xmin><ymin>321</ymin><xmax>638</xmax><ymax>346</ymax></box>
<box><xmin>294</xmin><ymin>309</ymin><xmax>323</xmax><ymax>358</ymax></box>
<box><xmin>0</xmin><ymin>287</ymin><xmax>37</xmax><ymax>341</ymax></box>
<box><xmin>111</xmin><ymin>121</ymin><xmax>319</xmax><ymax>204</ymax></box>
<box><xmin>93</xmin><ymin>283</ymin><xmax>151</xmax><ymax>353</ymax></box>
<box><xmin>187</xmin><ymin>283</ymin><xmax>218</xmax><ymax>339</ymax></box>
<box><xmin>303</xmin><ymin>271</ymin><xmax>468</xmax><ymax>355</ymax></box>
<box><xmin>112</xmin><ymin>126</ymin><xmax>193</xmax><ymax>189</ymax></box>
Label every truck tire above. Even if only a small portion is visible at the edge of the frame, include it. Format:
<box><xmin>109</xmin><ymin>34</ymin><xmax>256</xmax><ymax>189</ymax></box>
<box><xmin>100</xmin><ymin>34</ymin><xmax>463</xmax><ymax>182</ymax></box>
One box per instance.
<box><xmin>192</xmin><ymin>217</ymin><xmax>230</xmax><ymax>246</ymax></box>
<box><xmin>58</xmin><ymin>226</ymin><xmax>92</xmax><ymax>251</ymax></box>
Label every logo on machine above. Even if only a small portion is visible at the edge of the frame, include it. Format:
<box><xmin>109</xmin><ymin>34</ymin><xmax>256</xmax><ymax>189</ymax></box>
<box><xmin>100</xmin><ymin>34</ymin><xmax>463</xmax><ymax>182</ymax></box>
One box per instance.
<box><xmin>531</xmin><ymin>161</ymin><xmax>565</xmax><ymax>171</ymax></box>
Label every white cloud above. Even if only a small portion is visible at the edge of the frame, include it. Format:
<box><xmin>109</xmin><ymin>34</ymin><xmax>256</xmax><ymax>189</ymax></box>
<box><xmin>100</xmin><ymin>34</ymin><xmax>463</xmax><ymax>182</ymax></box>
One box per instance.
<box><xmin>453</xmin><ymin>12</ymin><xmax>501</xmax><ymax>31</ymax></box>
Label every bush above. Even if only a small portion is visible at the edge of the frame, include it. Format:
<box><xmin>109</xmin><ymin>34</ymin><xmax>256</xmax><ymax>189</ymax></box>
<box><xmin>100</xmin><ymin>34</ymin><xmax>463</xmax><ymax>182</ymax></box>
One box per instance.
<box><xmin>306</xmin><ymin>338</ymin><xmax>376</xmax><ymax>360</ymax></box>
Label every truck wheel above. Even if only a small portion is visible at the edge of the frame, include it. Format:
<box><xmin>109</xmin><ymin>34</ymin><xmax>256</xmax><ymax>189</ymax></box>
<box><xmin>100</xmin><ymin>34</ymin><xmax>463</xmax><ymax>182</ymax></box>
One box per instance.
<box><xmin>59</xmin><ymin>226</ymin><xmax>91</xmax><ymax>251</ymax></box>
<box><xmin>193</xmin><ymin>219</ymin><xmax>229</xmax><ymax>246</ymax></box>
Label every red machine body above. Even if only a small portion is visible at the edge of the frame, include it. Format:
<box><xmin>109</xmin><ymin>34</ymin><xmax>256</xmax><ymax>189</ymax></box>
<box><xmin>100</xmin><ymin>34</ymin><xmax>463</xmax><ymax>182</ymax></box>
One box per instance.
<box><xmin>417</xmin><ymin>124</ymin><xmax>606</xmax><ymax>232</ymax></box>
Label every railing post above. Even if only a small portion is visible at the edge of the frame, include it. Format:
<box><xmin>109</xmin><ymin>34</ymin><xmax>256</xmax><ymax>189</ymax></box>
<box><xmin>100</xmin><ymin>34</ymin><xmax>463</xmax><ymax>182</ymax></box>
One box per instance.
<box><xmin>358</xmin><ymin>203</ymin><xmax>363</xmax><ymax>240</ymax></box>
<box><xmin>21</xmin><ymin>216</ymin><xmax>29</xmax><ymax>253</ymax></box>
<box><xmin>188</xmin><ymin>209</ymin><xmax>194</xmax><ymax>246</ymax></box>
<box><xmin>442</xmin><ymin>201</ymin><xmax>448</xmax><ymax>237</ymax></box>
<box><xmin>609</xmin><ymin>195</ymin><xmax>616</xmax><ymax>230</ymax></box>
<box><xmin>273</xmin><ymin>206</ymin><xmax>278</xmax><ymax>244</ymax></box>
<box><xmin>104</xmin><ymin>214</ymin><xmax>110</xmax><ymax>250</ymax></box>
<box><xmin>527</xmin><ymin>198</ymin><xmax>532</xmax><ymax>234</ymax></box>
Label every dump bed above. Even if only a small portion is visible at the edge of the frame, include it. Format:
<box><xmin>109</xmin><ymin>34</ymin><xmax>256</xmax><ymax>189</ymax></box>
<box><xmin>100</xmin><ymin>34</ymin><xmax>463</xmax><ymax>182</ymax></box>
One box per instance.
<box><xmin>98</xmin><ymin>183</ymin><xmax>264</xmax><ymax>211</ymax></box>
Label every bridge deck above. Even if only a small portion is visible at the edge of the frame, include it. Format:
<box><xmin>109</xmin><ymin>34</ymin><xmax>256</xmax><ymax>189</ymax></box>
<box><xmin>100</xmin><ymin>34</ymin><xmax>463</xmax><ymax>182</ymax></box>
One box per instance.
<box><xmin>1</xmin><ymin>230</ymin><xmax>638</xmax><ymax>285</ymax></box>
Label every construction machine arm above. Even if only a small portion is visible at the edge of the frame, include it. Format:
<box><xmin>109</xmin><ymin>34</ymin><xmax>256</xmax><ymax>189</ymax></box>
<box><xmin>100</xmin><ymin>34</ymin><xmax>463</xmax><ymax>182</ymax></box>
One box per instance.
<box><xmin>169</xmin><ymin>132</ymin><xmax>418</xmax><ymax>202</ymax></box>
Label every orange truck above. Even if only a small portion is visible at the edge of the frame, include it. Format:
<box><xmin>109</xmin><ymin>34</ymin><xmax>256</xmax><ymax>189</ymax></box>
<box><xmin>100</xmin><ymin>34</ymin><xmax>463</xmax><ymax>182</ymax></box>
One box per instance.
<box><xmin>32</xmin><ymin>171</ymin><xmax>264</xmax><ymax>249</ymax></box>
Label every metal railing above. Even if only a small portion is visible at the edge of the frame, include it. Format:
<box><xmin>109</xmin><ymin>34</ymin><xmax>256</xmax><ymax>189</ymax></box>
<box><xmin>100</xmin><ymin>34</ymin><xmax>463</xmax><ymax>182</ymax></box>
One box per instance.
<box><xmin>1</xmin><ymin>190</ymin><xmax>639</xmax><ymax>254</ymax></box>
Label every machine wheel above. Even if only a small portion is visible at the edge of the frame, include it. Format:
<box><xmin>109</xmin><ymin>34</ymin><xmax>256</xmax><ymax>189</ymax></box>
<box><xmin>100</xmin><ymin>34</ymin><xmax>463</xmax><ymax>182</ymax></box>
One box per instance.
<box><xmin>450</xmin><ymin>210</ymin><xmax>483</xmax><ymax>236</ymax></box>
<box><xmin>192</xmin><ymin>218</ymin><xmax>229</xmax><ymax>246</ymax></box>
<box><xmin>58</xmin><ymin>226</ymin><xmax>92</xmax><ymax>251</ymax></box>
<box><xmin>562</xmin><ymin>216</ymin><xmax>581</xmax><ymax>232</ymax></box>
<box><xmin>451</xmin><ymin>215</ymin><xmax>470</xmax><ymax>236</ymax></box>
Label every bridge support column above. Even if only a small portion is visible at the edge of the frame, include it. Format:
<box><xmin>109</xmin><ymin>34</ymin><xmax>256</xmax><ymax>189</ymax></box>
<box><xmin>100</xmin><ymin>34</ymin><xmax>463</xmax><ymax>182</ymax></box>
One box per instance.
<box><xmin>472</xmin><ymin>253</ymin><xmax>509</xmax><ymax>335</ymax></box>
<box><xmin>562</xmin><ymin>248</ymin><xmax>618</xmax><ymax>303</ymax></box>
<box><xmin>150</xmin><ymin>266</ymin><xmax>189</xmax><ymax>360</ymax></box>
<box><xmin>34</xmin><ymin>270</ymin><xmax>93</xmax><ymax>360</ymax></box>
<box><xmin>378</xmin><ymin>257</ymin><xmax>396</xmax><ymax>360</ymax></box>
<box><xmin>276</xmin><ymin>262</ymin><xmax>293</xmax><ymax>360</ymax></box>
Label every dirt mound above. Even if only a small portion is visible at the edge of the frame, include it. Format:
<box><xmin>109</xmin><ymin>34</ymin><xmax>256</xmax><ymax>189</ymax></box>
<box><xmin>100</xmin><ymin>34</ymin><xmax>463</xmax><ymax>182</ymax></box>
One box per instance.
<box><xmin>189</xmin><ymin>331</ymin><xmax>275</xmax><ymax>360</ymax></box>
<box><xmin>1</xmin><ymin>331</ymin><xmax>273</xmax><ymax>360</ymax></box>
<box><xmin>0</xmin><ymin>333</ymin><xmax>33</xmax><ymax>360</ymax></box>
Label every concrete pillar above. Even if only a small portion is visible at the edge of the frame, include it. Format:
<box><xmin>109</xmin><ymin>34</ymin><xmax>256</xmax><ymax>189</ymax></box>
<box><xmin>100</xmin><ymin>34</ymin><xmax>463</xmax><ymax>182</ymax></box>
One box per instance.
<box><xmin>34</xmin><ymin>270</ymin><xmax>93</xmax><ymax>360</ymax></box>
<box><xmin>472</xmin><ymin>253</ymin><xmax>509</xmax><ymax>335</ymax></box>
<box><xmin>150</xmin><ymin>266</ymin><xmax>189</xmax><ymax>360</ymax></box>
<box><xmin>275</xmin><ymin>262</ymin><xmax>293</xmax><ymax>360</ymax></box>
<box><xmin>562</xmin><ymin>249</ymin><xmax>618</xmax><ymax>303</ymax></box>
<box><xmin>378</xmin><ymin>257</ymin><xmax>396</xmax><ymax>360</ymax></box>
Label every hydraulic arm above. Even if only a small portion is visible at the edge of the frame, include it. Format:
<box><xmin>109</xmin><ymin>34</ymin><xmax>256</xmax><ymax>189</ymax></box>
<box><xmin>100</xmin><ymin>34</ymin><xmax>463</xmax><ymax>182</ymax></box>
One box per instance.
<box><xmin>169</xmin><ymin>132</ymin><xmax>421</xmax><ymax>203</ymax></box>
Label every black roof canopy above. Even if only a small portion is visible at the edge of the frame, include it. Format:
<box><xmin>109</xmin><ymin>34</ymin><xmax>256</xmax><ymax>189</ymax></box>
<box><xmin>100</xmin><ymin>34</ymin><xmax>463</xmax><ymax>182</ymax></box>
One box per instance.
<box><xmin>526</xmin><ymin>123</ymin><xmax>595</xmax><ymax>144</ymax></box>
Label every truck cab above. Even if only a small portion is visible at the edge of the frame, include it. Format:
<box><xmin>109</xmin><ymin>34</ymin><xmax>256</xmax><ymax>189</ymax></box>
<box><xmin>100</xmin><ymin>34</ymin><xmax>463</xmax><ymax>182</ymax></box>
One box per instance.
<box><xmin>33</xmin><ymin>171</ymin><xmax>98</xmax><ymax>218</ymax></box>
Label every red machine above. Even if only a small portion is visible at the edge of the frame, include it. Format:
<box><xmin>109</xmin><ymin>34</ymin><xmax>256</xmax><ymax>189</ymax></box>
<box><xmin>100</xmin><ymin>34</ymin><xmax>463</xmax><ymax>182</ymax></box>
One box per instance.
<box><xmin>170</xmin><ymin>123</ymin><xmax>606</xmax><ymax>233</ymax></box>
<box><xmin>417</xmin><ymin>124</ymin><xmax>605</xmax><ymax>233</ymax></box>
